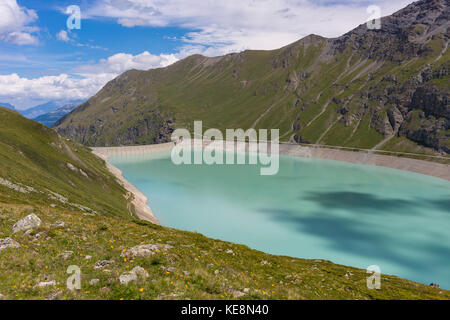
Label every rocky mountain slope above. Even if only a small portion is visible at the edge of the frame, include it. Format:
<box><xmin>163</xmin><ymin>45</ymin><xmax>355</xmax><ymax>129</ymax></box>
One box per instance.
<box><xmin>33</xmin><ymin>103</ymin><xmax>81</xmax><ymax>127</ymax></box>
<box><xmin>56</xmin><ymin>0</ymin><xmax>449</xmax><ymax>155</ymax></box>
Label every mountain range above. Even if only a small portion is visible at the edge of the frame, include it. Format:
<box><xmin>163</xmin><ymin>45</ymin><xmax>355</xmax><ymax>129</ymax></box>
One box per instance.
<box><xmin>56</xmin><ymin>0</ymin><xmax>449</xmax><ymax>155</ymax></box>
<box><xmin>33</xmin><ymin>103</ymin><xmax>82</xmax><ymax>127</ymax></box>
<box><xmin>21</xmin><ymin>100</ymin><xmax>84</xmax><ymax>119</ymax></box>
<box><xmin>0</xmin><ymin>100</ymin><xmax>84</xmax><ymax>122</ymax></box>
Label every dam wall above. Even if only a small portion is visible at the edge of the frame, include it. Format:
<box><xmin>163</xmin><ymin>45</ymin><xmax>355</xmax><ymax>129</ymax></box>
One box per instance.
<box><xmin>92</xmin><ymin>140</ymin><xmax>450</xmax><ymax>181</ymax></box>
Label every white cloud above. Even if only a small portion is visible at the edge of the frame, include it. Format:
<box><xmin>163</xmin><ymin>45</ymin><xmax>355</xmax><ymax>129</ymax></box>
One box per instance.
<box><xmin>0</xmin><ymin>51</ymin><xmax>179</xmax><ymax>106</ymax></box>
<box><xmin>75</xmin><ymin>51</ymin><xmax>178</xmax><ymax>74</ymax></box>
<box><xmin>56</xmin><ymin>30</ymin><xmax>71</xmax><ymax>42</ymax></box>
<box><xmin>86</xmin><ymin>0</ymin><xmax>414</xmax><ymax>55</ymax></box>
<box><xmin>3</xmin><ymin>31</ymin><xmax>38</xmax><ymax>45</ymax></box>
<box><xmin>0</xmin><ymin>0</ymin><xmax>38</xmax><ymax>45</ymax></box>
<box><xmin>0</xmin><ymin>73</ymin><xmax>113</xmax><ymax>101</ymax></box>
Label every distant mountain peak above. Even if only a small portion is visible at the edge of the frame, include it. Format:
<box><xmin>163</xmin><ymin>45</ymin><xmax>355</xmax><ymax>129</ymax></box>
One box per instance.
<box><xmin>21</xmin><ymin>100</ymin><xmax>84</xmax><ymax>119</ymax></box>
<box><xmin>33</xmin><ymin>102</ymin><xmax>82</xmax><ymax>128</ymax></box>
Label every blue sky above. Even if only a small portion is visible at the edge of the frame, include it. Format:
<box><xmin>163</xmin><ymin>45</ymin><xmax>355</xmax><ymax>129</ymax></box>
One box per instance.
<box><xmin>0</xmin><ymin>0</ymin><xmax>414</xmax><ymax>109</ymax></box>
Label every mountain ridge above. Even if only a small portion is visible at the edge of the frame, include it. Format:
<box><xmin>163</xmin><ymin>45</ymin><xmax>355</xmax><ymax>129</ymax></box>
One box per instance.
<box><xmin>33</xmin><ymin>103</ymin><xmax>82</xmax><ymax>127</ymax></box>
<box><xmin>56</xmin><ymin>0</ymin><xmax>449</xmax><ymax>155</ymax></box>
<box><xmin>21</xmin><ymin>100</ymin><xmax>84</xmax><ymax>119</ymax></box>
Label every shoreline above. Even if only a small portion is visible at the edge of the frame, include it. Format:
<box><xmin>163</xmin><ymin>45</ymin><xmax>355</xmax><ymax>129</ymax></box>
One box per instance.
<box><xmin>92</xmin><ymin>149</ymin><xmax>163</xmax><ymax>225</ymax></box>
<box><xmin>92</xmin><ymin>140</ymin><xmax>449</xmax><ymax>224</ymax></box>
<box><xmin>278</xmin><ymin>144</ymin><xmax>450</xmax><ymax>181</ymax></box>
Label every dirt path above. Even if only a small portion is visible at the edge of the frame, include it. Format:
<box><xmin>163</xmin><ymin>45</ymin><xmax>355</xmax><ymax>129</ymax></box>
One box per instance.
<box><xmin>316</xmin><ymin>115</ymin><xmax>342</xmax><ymax>144</ymax></box>
<box><xmin>371</xmin><ymin>127</ymin><xmax>399</xmax><ymax>151</ymax></box>
<box><xmin>251</xmin><ymin>94</ymin><xmax>290</xmax><ymax>128</ymax></box>
<box><xmin>434</xmin><ymin>40</ymin><xmax>448</xmax><ymax>63</ymax></box>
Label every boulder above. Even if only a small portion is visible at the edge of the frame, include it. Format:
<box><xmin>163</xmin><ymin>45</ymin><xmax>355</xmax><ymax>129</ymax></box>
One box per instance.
<box><xmin>387</xmin><ymin>106</ymin><xmax>404</xmax><ymax>131</ymax></box>
<box><xmin>100</xmin><ymin>287</ymin><xmax>110</xmax><ymax>294</ymax></box>
<box><xmin>60</xmin><ymin>251</ymin><xmax>73</xmax><ymax>260</ymax></box>
<box><xmin>121</xmin><ymin>244</ymin><xmax>173</xmax><ymax>258</ymax></box>
<box><xmin>52</xmin><ymin>222</ymin><xmax>65</xmax><ymax>228</ymax></box>
<box><xmin>119</xmin><ymin>266</ymin><xmax>149</xmax><ymax>285</ymax></box>
<box><xmin>89</xmin><ymin>279</ymin><xmax>100</xmax><ymax>285</ymax></box>
<box><xmin>230</xmin><ymin>289</ymin><xmax>246</xmax><ymax>298</ymax></box>
<box><xmin>12</xmin><ymin>214</ymin><xmax>41</xmax><ymax>233</ymax></box>
<box><xmin>37</xmin><ymin>281</ymin><xmax>56</xmax><ymax>288</ymax></box>
<box><xmin>161</xmin><ymin>266</ymin><xmax>176</xmax><ymax>273</ymax></box>
<box><xmin>45</xmin><ymin>291</ymin><xmax>61</xmax><ymax>300</ymax></box>
<box><xmin>94</xmin><ymin>260</ymin><xmax>116</xmax><ymax>269</ymax></box>
<box><xmin>0</xmin><ymin>238</ymin><xmax>20</xmax><ymax>251</ymax></box>
<box><xmin>119</xmin><ymin>273</ymin><xmax>137</xmax><ymax>285</ymax></box>
<box><xmin>371</xmin><ymin>111</ymin><xmax>394</xmax><ymax>136</ymax></box>
<box><xmin>131</xmin><ymin>266</ymin><xmax>149</xmax><ymax>279</ymax></box>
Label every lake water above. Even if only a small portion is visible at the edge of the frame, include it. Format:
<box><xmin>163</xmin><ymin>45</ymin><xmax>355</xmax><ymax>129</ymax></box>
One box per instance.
<box><xmin>110</xmin><ymin>150</ymin><xmax>450</xmax><ymax>289</ymax></box>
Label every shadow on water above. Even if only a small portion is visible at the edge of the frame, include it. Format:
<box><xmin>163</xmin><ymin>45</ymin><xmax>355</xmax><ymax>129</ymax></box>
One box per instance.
<box><xmin>426</xmin><ymin>198</ymin><xmax>450</xmax><ymax>212</ymax></box>
<box><xmin>300</xmin><ymin>191</ymin><xmax>419</xmax><ymax>214</ymax></box>
<box><xmin>258</xmin><ymin>204</ymin><xmax>449</xmax><ymax>277</ymax></box>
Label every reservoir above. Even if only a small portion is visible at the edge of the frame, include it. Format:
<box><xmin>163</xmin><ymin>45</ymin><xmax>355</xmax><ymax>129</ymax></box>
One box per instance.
<box><xmin>110</xmin><ymin>150</ymin><xmax>450</xmax><ymax>289</ymax></box>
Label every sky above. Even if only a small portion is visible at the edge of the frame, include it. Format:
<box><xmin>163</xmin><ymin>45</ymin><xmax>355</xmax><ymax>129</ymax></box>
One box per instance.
<box><xmin>0</xmin><ymin>0</ymin><xmax>414</xmax><ymax>109</ymax></box>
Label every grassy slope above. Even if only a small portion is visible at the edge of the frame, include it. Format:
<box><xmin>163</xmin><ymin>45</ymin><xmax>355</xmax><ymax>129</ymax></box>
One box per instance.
<box><xmin>0</xmin><ymin>108</ymin><xmax>130</xmax><ymax>218</ymax></box>
<box><xmin>1</xmin><ymin>203</ymin><xmax>449</xmax><ymax>300</ymax></box>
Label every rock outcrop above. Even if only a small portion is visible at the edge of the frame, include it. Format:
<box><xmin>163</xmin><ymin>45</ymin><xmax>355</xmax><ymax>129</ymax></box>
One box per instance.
<box><xmin>94</xmin><ymin>260</ymin><xmax>116</xmax><ymax>270</ymax></box>
<box><xmin>121</xmin><ymin>244</ymin><xmax>173</xmax><ymax>258</ymax></box>
<box><xmin>119</xmin><ymin>266</ymin><xmax>149</xmax><ymax>285</ymax></box>
<box><xmin>0</xmin><ymin>238</ymin><xmax>20</xmax><ymax>252</ymax></box>
<box><xmin>12</xmin><ymin>214</ymin><xmax>41</xmax><ymax>233</ymax></box>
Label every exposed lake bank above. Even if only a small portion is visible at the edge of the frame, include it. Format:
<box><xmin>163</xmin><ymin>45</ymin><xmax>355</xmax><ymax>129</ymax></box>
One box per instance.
<box><xmin>92</xmin><ymin>149</ymin><xmax>161</xmax><ymax>225</ymax></box>
<box><xmin>93</xmin><ymin>140</ymin><xmax>450</xmax><ymax>181</ymax></box>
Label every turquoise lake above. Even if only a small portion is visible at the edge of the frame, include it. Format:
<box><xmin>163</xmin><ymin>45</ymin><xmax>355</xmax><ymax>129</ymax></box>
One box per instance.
<box><xmin>110</xmin><ymin>150</ymin><xmax>450</xmax><ymax>289</ymax></box>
